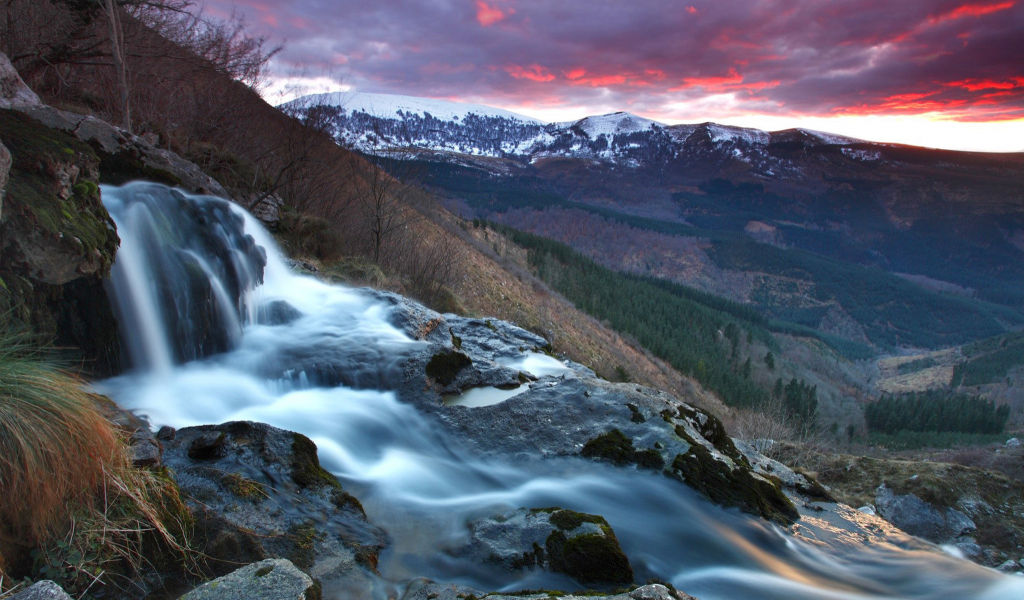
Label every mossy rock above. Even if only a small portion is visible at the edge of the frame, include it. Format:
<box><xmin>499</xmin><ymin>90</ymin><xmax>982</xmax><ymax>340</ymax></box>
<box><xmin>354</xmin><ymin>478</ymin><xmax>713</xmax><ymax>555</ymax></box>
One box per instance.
<box><xmin>669</xmin><ymin>443</ymin><xmax>798</xmax><ymax>525</ymax></box>
<box><xmin>290</xmin><ymin>433</ymin><xmax>342</xmax><ymax>490</ymax></box>
<box><xmin>580</xmin><ymin>429</ymin><xmax>664</xmax><ymax>471</ymax></box>
<box><xmin>426</xmin><ymin>349</ymin><xmax>472</xmax><ymax>386</ymax></box>
<box><xmin>544</xmin><ymin>527</ymin><xmax>633</xmax><ymax>585</ymax></box>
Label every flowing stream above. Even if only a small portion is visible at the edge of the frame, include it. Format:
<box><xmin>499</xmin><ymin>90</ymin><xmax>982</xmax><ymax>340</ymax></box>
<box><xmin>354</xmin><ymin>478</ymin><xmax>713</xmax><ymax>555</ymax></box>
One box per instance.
<box><xmin>97</xmin><ymin>183</ymin><xmax>1023</xmax><ymax>600</ymax></box>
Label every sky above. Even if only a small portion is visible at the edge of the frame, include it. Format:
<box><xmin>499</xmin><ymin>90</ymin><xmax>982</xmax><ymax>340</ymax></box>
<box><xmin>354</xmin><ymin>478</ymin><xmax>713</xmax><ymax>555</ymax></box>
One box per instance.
<box><xmin>204</xmin><ymin>0</ymin><xmax>1024</xmax><ymax>152</ymax></box>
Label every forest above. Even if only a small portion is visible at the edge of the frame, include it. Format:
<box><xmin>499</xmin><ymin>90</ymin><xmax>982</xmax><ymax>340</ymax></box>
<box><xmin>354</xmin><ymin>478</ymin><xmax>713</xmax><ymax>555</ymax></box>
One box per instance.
<box><xmin>865</xmin><ymin>391</ymin><xmax>1010</xmax><ymax>435</ymax></box>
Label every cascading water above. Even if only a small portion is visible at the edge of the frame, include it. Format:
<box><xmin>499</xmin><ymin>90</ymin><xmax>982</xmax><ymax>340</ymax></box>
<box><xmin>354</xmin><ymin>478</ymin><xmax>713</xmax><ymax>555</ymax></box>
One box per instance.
<box><xmin>98</xmin><ymin>182</ymin><xmax>1024</xmax><ymax>600</ymax></box>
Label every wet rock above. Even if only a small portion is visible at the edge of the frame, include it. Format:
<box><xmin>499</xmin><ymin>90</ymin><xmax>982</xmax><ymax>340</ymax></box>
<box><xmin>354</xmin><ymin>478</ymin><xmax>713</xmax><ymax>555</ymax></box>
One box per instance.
<box><xmin>458</xmin><ymin>507</ymin><xmax>633</xmax><ymax>586</ymax></box>
<box><xmin>130</xmin><ymin>430</ymin><xmax>163</xmax><ymax>468</ymax></box>
<box><xmin>405</xmin><ymin>583</ymin><xmax>696</xmax><ymax>600</ymax></box>
<box><xmin>874</xmin><ymin>484</ymin><xmax>976</xmax><ymax>544</ymax></box>
<box><xmin>178</xmin><ymin>559</ymin><xmax>313</xmax><ymax>600</ymax></box>
<box><xmin>0</xmin><ymin>51</ymin><xmax>41</xmax><ymax>109</ymax></box>
<box><xmin>157</xmin><ymin>425</ymin><xmax>177</xmax><ymax>441</ymax></box>
<box><xmin>956</xmin><ymin>542</ymin><xmax>984</xmax><ymax>560</ymax></box>
<box><xmin>162</xmin><ymin>421</ymin><xmax>384</xmax><ymax>590</ymax></box>
<box><xmin>260</xmin><ymin>300</ymin><xmax>303</xmax><ymax>326</ymax></box>
<box><xmin>1007</xmin><ymin>438</ymin><xmax>1021</xmax><ymax>448</ymax></box>
<box><xmin>8</xmin><ymin>581</ymin><xmax>73</xmax><ymax>600</ymax></box>
<box><xmin>188</xmin><ymin>431</ymin><xmax>226</xmax><ymax>460</ymax></box>
<box><xmin>377</xmin><ymin>293</ymin><xmax>803</xmax><ymax>525</ymax></box>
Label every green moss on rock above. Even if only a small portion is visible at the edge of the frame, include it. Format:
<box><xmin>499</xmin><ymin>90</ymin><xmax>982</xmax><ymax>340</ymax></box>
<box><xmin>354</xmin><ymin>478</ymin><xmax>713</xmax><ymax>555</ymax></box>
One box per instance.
<box><xmin>290</xmin><ymin>433</ymin><xmax>342</xmax><ymax>490</ymax></box>
<box><xmin>669</xmin><ymin>443</ymin><xmax>798</xmax><ymax>525</ymax></box>
<box><xmin>426</xmin><ymin>349</ymin><xmax>472</xmax><ymax>385</ymax></box>
<box><xmin>580</xmin><ymin>429</ymin><xmax>664</xmax><ymax>471</ymax></box>
<box><xmin>545</xmin><ymin>528</ymin><xmax>633</xmax><ymax>585</ymax></box>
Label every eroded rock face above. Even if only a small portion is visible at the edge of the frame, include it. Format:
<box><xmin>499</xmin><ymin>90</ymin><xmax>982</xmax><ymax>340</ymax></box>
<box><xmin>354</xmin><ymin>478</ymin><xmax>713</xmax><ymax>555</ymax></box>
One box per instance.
<box><xmin>0</xmin><ymin>51</ymin><xmax>41</xmax><ymax>110</ymax></box>
<box><xmin>160</xmin><ymin>421</ymin><xmax>385</xmax><ymax>595</ymax></box>
<box><xmin>0</xmin><ymin>140</ymin><xmax>10</xmax><ymax>217</ymax></box>
<box><xmin>875</xmin><ymin>483</ymin><xmax>976</xmax><ymax>544</ymax></box>
<box><xmin>457</xmin><ymin>507</ymin><xmax>634</xmax><ymax>586</ymax></box>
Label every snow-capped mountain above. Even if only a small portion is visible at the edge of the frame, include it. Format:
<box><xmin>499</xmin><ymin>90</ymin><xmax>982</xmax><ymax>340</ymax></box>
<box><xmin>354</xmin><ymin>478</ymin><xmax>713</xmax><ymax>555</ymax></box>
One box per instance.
<box><xmin>283</xmin><ymin>92</ymin><xmax>883</xmax><ymax>174</ymax></box>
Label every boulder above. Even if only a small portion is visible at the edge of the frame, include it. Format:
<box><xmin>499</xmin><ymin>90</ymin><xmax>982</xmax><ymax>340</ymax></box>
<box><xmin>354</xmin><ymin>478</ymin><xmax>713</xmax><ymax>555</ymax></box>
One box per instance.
<box><xmin>457</xmin><ymin>507</ymin><xmax>633</xmax><ymax>586</ymax></box>
<box><xmin>874</xmin><ymin>484</ymin><xmax>976</xmax><ymax>544</ymax></box>
<box><xmin>0</xmin><ymin>51</ymin><xmax>41</xmax><ymax>109</ymax></box>
<box><xmin>161</xmin><ymin>421</ymin><xmax>384</xmax><ymax>593</ymax></box>
<box><xmin>7</xmin><ymin>581</ymin><xmax>73</xmax><ymax>600</ymax></box>
<box><xmin>178</xmin><ymin>559</ymin><xmax>314</xmax><ymax>600</ymax></box>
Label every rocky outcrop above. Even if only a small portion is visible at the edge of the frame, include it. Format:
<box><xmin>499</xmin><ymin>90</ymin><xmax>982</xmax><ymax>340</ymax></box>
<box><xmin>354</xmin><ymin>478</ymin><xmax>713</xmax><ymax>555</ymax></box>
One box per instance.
<box><xmin>0</xmin><ymin>51</ymin><xmax>41</xmax><ymax>110</ymax></box>
<box><xmin>874</xmin><ymin>483</ymin><xmax>976</xmax><ymax>544</ymax></box>
<box><xmin>18</xmin><ymin>104</ymin><xmax>228</xmax><ymax>197</ymax></box>
<box><xmin>0</xmin><ymin>108</ymin><xmax>121</xmax><ymax>374</ymax></box>
<box><xmin>177</xmin><ymin>559</ymin><xmax>315</xmax><ymax>600</ymax></box>
<box><xmin>457</xmin><ymin>507</ymin><xmax>634</xmax><ymax>585</ymax></box>
<box><xmin>159</xmin><ymin>422</ymin><xmax>384</xmax><ymax>595</ymax></box>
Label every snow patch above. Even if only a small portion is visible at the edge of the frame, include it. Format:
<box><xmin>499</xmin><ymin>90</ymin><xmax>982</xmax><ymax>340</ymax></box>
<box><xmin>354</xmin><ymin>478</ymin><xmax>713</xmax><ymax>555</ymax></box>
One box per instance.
<box><xmin>287</xmin><ymin>91</ymin><xmax>544</xmax><ymax>124</ymax></box>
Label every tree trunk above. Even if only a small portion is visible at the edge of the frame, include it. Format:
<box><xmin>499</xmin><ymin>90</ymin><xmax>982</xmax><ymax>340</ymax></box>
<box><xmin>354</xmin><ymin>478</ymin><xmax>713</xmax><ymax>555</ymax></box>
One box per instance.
<box><xmin>103</xmin><ymin>0</ymin><xmax>131</xmax><ymax>133</ymax></box>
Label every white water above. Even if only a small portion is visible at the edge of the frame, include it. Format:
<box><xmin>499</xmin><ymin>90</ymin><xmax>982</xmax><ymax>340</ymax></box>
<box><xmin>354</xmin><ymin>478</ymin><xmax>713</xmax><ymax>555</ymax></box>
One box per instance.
<box><xmin>98</xmin><ymin>183</ymin><xmax>1024</xmax><ymax>599</ymax></box>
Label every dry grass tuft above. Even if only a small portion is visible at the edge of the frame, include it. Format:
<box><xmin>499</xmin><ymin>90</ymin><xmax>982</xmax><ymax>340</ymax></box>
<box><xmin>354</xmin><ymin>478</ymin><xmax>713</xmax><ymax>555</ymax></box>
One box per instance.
<box><xmin>0</xmin><ymin>327</ymin><xmax>120</xmax><ymax>555</ymax></box>
<box><xmin>0</xmin><ymin>326</ymin><xmax>197</xmax><ymax>597</ymax></box>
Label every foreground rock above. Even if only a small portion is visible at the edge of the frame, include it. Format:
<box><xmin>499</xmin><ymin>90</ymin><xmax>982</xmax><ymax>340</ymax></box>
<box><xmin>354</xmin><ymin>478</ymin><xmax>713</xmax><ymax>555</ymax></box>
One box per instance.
<box><xmin>8</xmin><ymin>581</ymin><xmax>73</xmax><ymax>600</ymax></box>
<box><xmin>458</xmin><ymin>507</ymin><xmax>633</xmax><ymax>585</ymax></box>
<box><xmin>178</xmin><ymin>559</ymin><xmax>314</xmax><ymax>600</ymax></box>
<box><xmin>160</xmin><ymin>421</ymin><xmax>385</xmax><ymax>596</ymax></box>
<box><xmin>404</xmin><ymin>582</ymin><xmax>697</xmax><ymax>600</ymax></box>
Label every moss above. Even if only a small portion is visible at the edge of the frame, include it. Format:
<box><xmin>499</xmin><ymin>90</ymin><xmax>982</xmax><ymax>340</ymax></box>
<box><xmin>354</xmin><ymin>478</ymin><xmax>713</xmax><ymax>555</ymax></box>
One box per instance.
<box><xmin>0</xmin><ymin>110</ymin><xmax>117</xmax><ymax>262</ymax></box>
<box><xmin>426</xmin><ymin>350</ymin><xmax>472</xmax><ymax>385</ymax></box>
<box><xmin>290</xmin><ymin>433</ymin><xmax>342</xmax><ymax>490</ymax></box>
<box><xmin>676</xmin><ymin>405</ymin><xmax>746</xmax><ymax>464</ymax></box>
<box><xmin>627</xmin><ymin>403</ymin><xmax>646</xmax><ymax>423</ymax></box>
<box><xmin>286</xmin><ymin>521</ymin><xmax>320</xmax><ymax>570</ymax></box>
<box><xmin>97</xmin><ymin>148</ymin><xmax>182</xmax><ymax>186</ymax></box>
<box><xmin>222</xmin><ymin>473</ymin><xmax>268</xmax><ymax>502</ymax></box>
<box><xmin>580</xmin><ymin>430</ymin><xmax>664</xmax><ymax>471</ymax></box>
<box><xmin>330</xmin><ymin>489</ymin><xmax>366</xmax><ymax>516</ymax></box>
<box><xmin>545</xmin><ymin>529</ymin><xmax>633</xmax><ymax>585</ymax></box>
<box><xmin>449</xmin><ymin>327</ymin><xmax>463</xmax><ymax>350</ymax></box>
<box><xmin>548</xmin><ymin>509</ymin><xmax>608</xmax><ymax>532</ymax></box>
<box><xmin>306</xmin><ymin>579</ymin><xmax>323</xmax><ymax>600</ymax></box>
<box><xmin>669</xmin><ymin>444</ymin><xmax>798</xmax><ymax>525</ymax></box>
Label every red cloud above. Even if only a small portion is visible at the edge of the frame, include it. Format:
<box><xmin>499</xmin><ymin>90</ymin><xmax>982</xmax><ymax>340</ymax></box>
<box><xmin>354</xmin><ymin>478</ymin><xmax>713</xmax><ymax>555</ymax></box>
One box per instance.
<box><xmin>570</xmin><ymin>73</ymin><xmax>628</xmax><ymax>87</ymax></box>
<box><xmin>931</xmin><ymin>1</ymin><xmax>1016</xmax><ymax>23</ymax></box>
<box><xmin>476</xmin><ymin>1</ymin><xmax>512</xmax><ymax>26</ymax></box>
<box><xmin>946</xmin><ymin>77</ymin><xmax>1024</xmax><ymax>91</ymax></box>
<box><xmin>686</xmin><ymin>5</ymin><xmax>698</xmax><ymax>14</ymax></box>
<box><xmin>505</xmin><ymin>64</ymin><xmax>555</xmax><ymax>82</ymax></box>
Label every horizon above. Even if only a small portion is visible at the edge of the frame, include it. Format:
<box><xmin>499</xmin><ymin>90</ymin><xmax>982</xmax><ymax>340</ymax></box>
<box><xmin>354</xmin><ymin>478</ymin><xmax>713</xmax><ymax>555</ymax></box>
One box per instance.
<box><xmin>209</xmin><ymin>0</ymin><xmax>1024</xmax><ymax>153</ymax></box>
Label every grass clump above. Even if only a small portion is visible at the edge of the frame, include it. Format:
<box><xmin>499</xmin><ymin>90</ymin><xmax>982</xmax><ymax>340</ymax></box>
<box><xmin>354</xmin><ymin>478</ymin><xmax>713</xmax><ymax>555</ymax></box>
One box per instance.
<box><xmin>0</xmin><ymin>326</ymin><xmax>197</xmax><ymax>596</ymax></box>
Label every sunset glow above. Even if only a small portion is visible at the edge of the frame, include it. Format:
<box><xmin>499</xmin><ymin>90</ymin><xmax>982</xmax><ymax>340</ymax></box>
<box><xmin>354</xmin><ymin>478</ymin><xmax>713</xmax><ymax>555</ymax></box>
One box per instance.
<box><xmin>212</xmin><ymin>0</ymin><xmax>1024</xmax><ymax>152</ymax></box>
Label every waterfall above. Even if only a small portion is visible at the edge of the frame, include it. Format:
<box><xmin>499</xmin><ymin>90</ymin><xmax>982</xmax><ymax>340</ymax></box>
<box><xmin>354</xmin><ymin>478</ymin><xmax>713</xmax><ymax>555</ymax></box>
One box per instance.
<box><xmin>97</xmin><ymin>183</ymin><xmax>1024</xmax><ymax>600</ymax></box>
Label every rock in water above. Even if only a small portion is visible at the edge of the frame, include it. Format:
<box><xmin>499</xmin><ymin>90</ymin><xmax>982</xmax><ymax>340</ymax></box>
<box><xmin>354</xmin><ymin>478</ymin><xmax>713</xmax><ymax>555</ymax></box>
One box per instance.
<box><xmin>178</xmin><ymin>559</ymin><xmax>314</xmax><ymax>600</ymax></box>
<box><xmin>161</xmin><ymin>421</ymin><xmax>385</xmax><ymax>592</ymax></box>
<box><xmin>457</xmin><ymin>507</ymin><xmax>634</xmax><ymax>585</ymax></box>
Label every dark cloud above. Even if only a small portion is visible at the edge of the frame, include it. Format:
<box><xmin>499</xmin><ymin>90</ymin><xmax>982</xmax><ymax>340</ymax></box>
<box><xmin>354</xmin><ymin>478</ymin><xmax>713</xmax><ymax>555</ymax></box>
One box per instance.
<box><xmin>208</xmin><ymin>0</ymin><xmax>1024</xmax><ymax>121</ymax></box>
